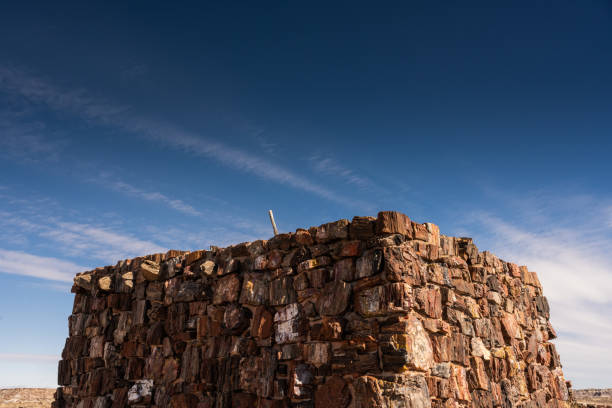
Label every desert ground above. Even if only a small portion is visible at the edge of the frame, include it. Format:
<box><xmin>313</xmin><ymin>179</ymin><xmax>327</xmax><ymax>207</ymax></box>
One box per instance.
<box><xmin>0</xmin><ymin>389</ymin><xmax>54</xmax><ymax>408</ymax></box>
<box><xmin>1</xmin><ymin>388</ymin><xmax>610</xmax><ymax>407</ymax></box>
<box><xmin>573</xmin><ymin>389</ymin><xmax>612</xmax><ymax>408</ymax></box>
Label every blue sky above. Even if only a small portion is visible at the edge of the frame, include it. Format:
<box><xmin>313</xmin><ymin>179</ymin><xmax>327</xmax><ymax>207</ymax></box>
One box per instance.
<box><xmin>1</xmin><ymin>1</ymin><xmax>611</xmax><ymax>388</ymax></box>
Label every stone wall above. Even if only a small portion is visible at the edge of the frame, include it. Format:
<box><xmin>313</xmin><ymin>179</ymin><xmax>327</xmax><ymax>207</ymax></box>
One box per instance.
<box><xmin>53</xmin><ymin>211</ymin><xmax>570</xmax><ymax>408</ymax></box>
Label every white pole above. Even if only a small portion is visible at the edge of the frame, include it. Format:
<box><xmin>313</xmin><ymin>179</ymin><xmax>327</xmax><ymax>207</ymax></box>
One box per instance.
<box><xmin>268</xmin><ymin>210</ymin><xmax>279</xmax><ymax>236</ymax></box>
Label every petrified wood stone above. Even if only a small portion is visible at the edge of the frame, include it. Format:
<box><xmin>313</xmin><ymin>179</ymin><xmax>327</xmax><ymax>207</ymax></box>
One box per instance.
<box><xmin>355</xmin><ymin>283</ymin><xmax>413</xmax><ymax>317</ymax></box>
<box><xmin>315</xmin><ymin>280</ymin><xmax>350</xmax><ymax>316</ymax></box>
<box><xmin>314</xmin><ymin>376</ymin><xmax>350</xmax><ymax>408</ymax></box>
<box><xmin>139</xmin><ymin>260</ymin><xmax>161</xmax><ymax>281</ymax></box>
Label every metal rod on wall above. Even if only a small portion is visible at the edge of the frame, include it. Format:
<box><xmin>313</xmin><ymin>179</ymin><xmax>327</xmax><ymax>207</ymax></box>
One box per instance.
<box><xmin>268</xmin><ymin>210</ymin><xmax>279</xmax><ymax>236</ymax></box>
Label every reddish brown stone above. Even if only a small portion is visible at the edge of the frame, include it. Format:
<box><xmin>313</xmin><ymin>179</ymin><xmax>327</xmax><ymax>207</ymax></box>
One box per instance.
<box><xmin>450</xmin><ymin>333</ymin><xmax>470</xmax><ymax>366</ymax></box>
<box><xmin>308</xmin><ymin>268</ymin><xmax>328</xmax><ymax>288</ymax></box>
<box><xmin>125</xmin><ymin>358</ymin><xmax>144</xmax><ymax>380</ymax></box>
<box><xmin>274</xmin><ymin>303</ymin><xmax>305</xmax><ymax>344</ymax></box>
<box><xmin>290</xmin><ymin>363</ymin><xmax>313</xmax><ymax>399</ymax></box>
<box><xmin>169</xmin><ymin>393</ymin><xmax>199</xmax><ymax>408</ymax></box>
<box><xmin>111</xmin><ymin>388</ymin><xmax>128</xmax><ymax>408</ymax></box>
<box><xmin>415</xmin><ymin>287</ymin><xmax>442</xmax><ymax>318</ymax></box>
<box><xmin>355</xmin><ymin>282</ymin><xmax>413</xmax><ymax>317</ymax></box>
<box><xmin>376</xmin><ymin>211</ymin><xmax>411</xmax><ymax>236</ymax></box>
<box><xmin>452</xmin><ymin>278</ymin><xmax>475</xmax><ymax>296</ymax></box>
<box><xmin>338</xmin><ymin>240</ymin><xmax>362</xmax><ymax>257</ymax></box>
<box><xmin>270</xmin><ymin>276</ymin><xmax>297</xmax><ymax>305</ymax></box>
<box><xmin>379</xmin><ymin>314</ymin><xmax>434</xmax><ymax>371</ymax></box>
<box><xmin>349</xmin><ymin>216</ymin><xmax>375</xmax><ymax>239</ymax></box>
<box><xmin>383</xmin><ymin>244</ymin><xmax>421</xmax><ymax>284</ymax></box>
<box><xmin>89</xmin><ymin>335</ymin><xmax>104</xmax><ymax>358</ymax></box>
<box><xmin>355</xmin><ymin>249</ymin><xmax>383</xmax><ymax>279</ymax></box>
<box><xmin>162</xmin><ymin>357</ymin><xmax>179</xmax><ymax>383</ymax></box>
<box><xmin>239</xmin><ymin>273</ymin><xmax>269</xmax><ymax>305</ymax></box>
<box><xmin>232</xmin><ymin>393</ymin><xmax>257</xmax><ymax>408</ymax></box>
<box><xmin>413</xmin><ymin>222</ymin><xmax>429</xmax><ymax>241</ymax></box>
<box><xmin>314</xmin><ymin>376</ymin><xmax>350</xmax><ymax>408</ymax></box>
<box><xmin>354</xmin><ymin>374</ymin><xmax>430</xmax><ymax>408</ymax></box>
<box><xmin>333</xmin><ymin>257</ymin><xmax>355</xmax><ymax>281</ymax></box>
<box><xmin>527</xmin><ymin>364</ymin><xmax>551</xmax><ymax>392</ymax></box>
<box><xmin>139</xmin><ymin>260</ymin><xmax>161</xmax><ymax>281</ymax></box>
<box><xmin>316</xmin><ymin>280</ymin><xmax>351</xmax><ymax>316</ymax></box>
<box><xmin>501</xmin><ymin>312</ymin><xmax>522</xmax><ymax>340</ymax></box>
<box><xmin>239</xmin><ymin>352</ymin><xmax>276</xmax><ymax>398</ymax></box>
<box><xmin>267</xmin><ymin>249</ymin><xmax>284</xmax><ymax>269</ymax></box>
<box><xmin>185</xmin><ymin>250</ymin><xmax>204</xmax><ymax>265</ymax></box>
<box><xmin>222</xmin><ymin>304</ymin><xmax>250</xmax><ymax>334</ymax></box>
<box><xmin>251</xmin><ymin>306</ymin><xmax>273</xmax><ymax>339</ymax></box>
<box><xmin>353</xmin><ymin>376</ymin><xmax>384</xmax><ymax>408</ymax></box>
<box><xmin>320</xmin><ymin>318</ymin><xmax>343</xmax><ymax>340</ymax></box>
<box><xmin>451</xmin><ymin>364</ymin><xmax>471</xmax><ymax>402</ymax></box>
<box><xmin>305</xmin><ymin>342</ymin><xmax>331</xmax><ymax>367</ymax></box>
<box><xmin>294</xmin><ymin>229</ymin><xmax>314</xmax><ymax>245</ymax></box>
<box><xmin>469</xmin><ymin>357</ymin><xmax>490</xmax><ymax>390</ymax></box>
<box><xmin>213</xmin><ymin>274</ymin><xmax>241</xmax><ymax>304</ymax></box>
<box><xmin>314</xmin><ymin>219</ymin><xmax>349</xmax><ymax>243</ymax></box>
<box><xmin>57</xmin><ymin>360</ymin><xmax>71</xmax><ymax>385</ymax></box>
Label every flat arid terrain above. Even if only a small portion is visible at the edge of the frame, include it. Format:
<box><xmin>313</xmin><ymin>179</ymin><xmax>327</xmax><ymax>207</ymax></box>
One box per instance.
<box><xmin>1</xmin><ymin>388</ymin><xmax>611</xmax><ymax>407</ymax></box>
<box><xmin>0</xmin><ymin>389</ymin><xmax>54</xmax><ymax>408</ymax></box>
<box><xmin>573</xmin><ymin>389</ymin><xmax>612</xmax><ymax>407</ymax></box>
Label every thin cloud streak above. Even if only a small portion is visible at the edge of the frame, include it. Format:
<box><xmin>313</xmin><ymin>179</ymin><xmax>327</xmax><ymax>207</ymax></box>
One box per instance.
<box><xmin>309</xmin><ymin>155</ymin><xmax>380</xmax><ymax>192</ymax></box>
<box><xmin>470</xmin><ymin>207</ymin><xmax>612</xmax><ymax>388</ymax></box>
<box><xmin>477</xmin><ymin>215</ymin><xmax>612</xmax><ymax>303</ymax></box>
<box><xmin>0</xmin><ymin>210</ymin><xmax>165</xmax><ymax>264</ymax></box>
<box><xmin>0</xmin><ymin>353</ymin><xmax>60</xmax><ymax>362</ymax></box>
<box><xmin>0</xmin><ymin>249</ymin><xmax>84</xmax><ymax>282</ymax></box>
<box><xmin>124</xmin><ymin>119</ymin><xmax>368</xmax><ymax>208</ymax></box>
<box><xmin>0</xmin><ymin>104</ymin><xmax>67</xmax><ymax>162</ymax></box>
<box><xmin>90</xmin><ymin>175</ymin><xmax>272</xmax><ymax>236</ymax></box>
<box><xmin>0</xmin><ymin>187</ymin><xmax>269</xmax><ymax>270</ymax></box>
<box><xmin>0</xmin><ymin>65</ymin><xmax>372</xmax><ymax>210</ymax></box>
<box><xmin>0</xmin><ymin>120</ymin><xmax>62</xmax><ymax>162</ymax></box>
<box><xmin>0</xmin><ymin>66</ymin><xmax>127</xmax><ymax>120</ymax></box>
<box><xmin>25</xmin><ymin>281</ymin><xmax>73</xmax><ymax>293</ymax></box>
<box><xmin>40</xmin><ymin>221</ymin><xmax>166</xmax><ymax>262</ymax></box>
<box><xmin>104</xmin><ymin>179</ymin><xmax>203</xmax><ymax>217</ymax></box>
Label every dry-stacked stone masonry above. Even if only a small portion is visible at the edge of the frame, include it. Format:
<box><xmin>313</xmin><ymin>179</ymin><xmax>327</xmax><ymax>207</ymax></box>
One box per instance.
<box><xmin>53</xmin><ymin>211</ymin><xmax>570</xmax><ymax>408</ymax></box>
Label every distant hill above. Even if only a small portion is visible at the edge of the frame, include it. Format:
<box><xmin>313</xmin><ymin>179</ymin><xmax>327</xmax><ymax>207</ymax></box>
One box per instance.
<box><xmin>0</xmin><ymin>388</ymin><xmax>54</xmax><ymax>408</ymax></box>
<box><xmin>1</xmin><ymin>387</ymin><xmax>611</xmax><ymax>407</ymax></box>
<box><xmin>574</xmin><ymin>389</ymin><xmax>612</xmax><ymax>408</ymax></box>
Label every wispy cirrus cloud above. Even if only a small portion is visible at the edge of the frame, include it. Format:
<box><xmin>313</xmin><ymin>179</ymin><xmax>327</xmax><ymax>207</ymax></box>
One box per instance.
<box><xmin>464</xmin><ymin>194</ymin><xmax>612</xmax><ymax>388</ymax></box>
<box><xmin>125</xmin><ymin>119</ymin><xmax>370</xmax><ymax>208</ymax></box>
<box><xmin>0</xmin><ymin>207</ymin><xmax>165</xmax><ymax>264</ymax></box>
<box><xmin>0</xmin><ymin>249</ymin><xmax>84</xmax><ymax>282</ymax></box>
<box><xmin>143</xmin><ymin>223</ymin><xmax>262</xmax><ymax>252</ymax></box>
<box><xmin>308</xmin><ymin>155</ymin><xmax>381</xmax><ymax>192</ymax></box>
<box><xmin>0</xmin><ymin>65</ymin><xmax>127</xmax><ymax>120</ymax></box>
<box><xmin>88</xmin><ymin>174</ymin><xmax>272</xmax><ymax>236</ymax></box>
<box><xmin>41</xmin><ymin>221</ymin><xmax>166</xmax><ymax>261</ymax></box>
<box><xmin>0</xmin><ymin>65</ymin><xmax>372</xmax><ymax>210</ymax></box>
<box><xmin>0</xmin><ymin>185</ymin><xmax>269</xmax><ymax>271</ymax></box>
<box><xmin>24</xmin><ymin>280</ymin><xmax>73</xmax><ymax>292</ymax></box>
<box><xmin>101</xmin><ymin>178</ymin><xmax>203</xmax><ymax>217</ymax></box>
<box><xmin>0</xmin><ymin>353</ymin><xmax>60</xmax><ymax>361</ymax></box>
<box><xmin>0</xmin><ymin>111</ymin><xmax>64</xmax><ymax>162</ymax></box>
<box><xmin>475</xmin><ymin>214</ymin><xmax>612</xmax><ymax>304</ymax></box>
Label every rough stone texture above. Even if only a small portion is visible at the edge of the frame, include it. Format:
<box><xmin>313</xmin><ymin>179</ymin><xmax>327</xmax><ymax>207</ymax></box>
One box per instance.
<box><xmin>53</xmin><ymin>211</ymin><xmax>570</xmax><ymax>408</ymax></box>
